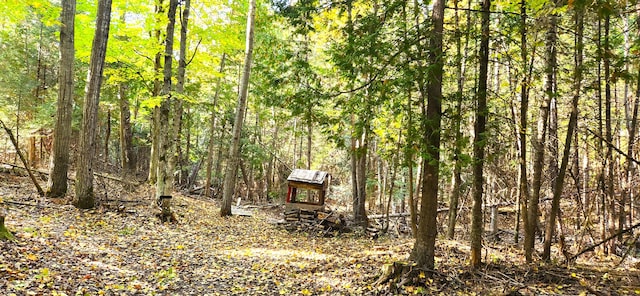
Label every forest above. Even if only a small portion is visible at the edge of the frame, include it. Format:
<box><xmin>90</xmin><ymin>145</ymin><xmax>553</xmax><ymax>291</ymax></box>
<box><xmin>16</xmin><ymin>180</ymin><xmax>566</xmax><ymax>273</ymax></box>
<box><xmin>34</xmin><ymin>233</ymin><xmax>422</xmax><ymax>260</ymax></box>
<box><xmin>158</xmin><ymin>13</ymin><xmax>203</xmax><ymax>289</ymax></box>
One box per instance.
<box><xmin>2</xmin><ymin>0</ymin><xmax>640</xmax><ymax>294</ymax></box>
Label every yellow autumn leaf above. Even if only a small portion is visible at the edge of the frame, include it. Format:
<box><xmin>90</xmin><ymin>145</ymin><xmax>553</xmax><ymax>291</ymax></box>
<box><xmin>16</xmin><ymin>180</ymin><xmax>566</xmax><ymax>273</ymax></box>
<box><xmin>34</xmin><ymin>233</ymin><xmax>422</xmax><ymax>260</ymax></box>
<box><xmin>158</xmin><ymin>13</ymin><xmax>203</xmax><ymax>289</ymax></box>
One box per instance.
<box><xmin>26</xmin><ymin>253</ymin><xmax>38</xmax><ymax>261</ymax></box>
<box><xmin>301</xmin><ymin>288</ymin><xmax>312</xmax><ymax>295</ymax></box>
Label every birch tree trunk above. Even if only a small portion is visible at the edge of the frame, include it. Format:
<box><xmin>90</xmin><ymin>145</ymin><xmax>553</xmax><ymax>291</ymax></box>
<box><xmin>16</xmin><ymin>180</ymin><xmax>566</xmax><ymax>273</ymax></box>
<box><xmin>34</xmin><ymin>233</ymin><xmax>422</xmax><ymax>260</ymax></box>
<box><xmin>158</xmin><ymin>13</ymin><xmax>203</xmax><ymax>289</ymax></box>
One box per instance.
<box><xmin>46</xmin><ymin>0</ymin><xmax>75</xmax><ymax>198</ymax></box>
<box><xmin>75</xmin><ymin>0</ymin><xmax>112</xmax><ymax>209</ymax></box>
<box><xmin>221</xmin><ymin>0</ymin><xmax>257</xmax><ymax>216</ymax></box>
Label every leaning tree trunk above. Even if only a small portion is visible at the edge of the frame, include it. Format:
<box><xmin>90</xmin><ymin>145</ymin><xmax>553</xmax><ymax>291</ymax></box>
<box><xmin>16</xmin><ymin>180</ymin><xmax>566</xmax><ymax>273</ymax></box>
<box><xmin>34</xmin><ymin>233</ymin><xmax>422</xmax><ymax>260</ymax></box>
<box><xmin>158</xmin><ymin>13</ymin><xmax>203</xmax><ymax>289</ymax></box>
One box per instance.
<box><xmin>470</xmin><ymin>0</ymin><xmax>490</xmax><ymax>268</ymax></box>
<box><xmin>221</xmin><ymin>0</ymin><xmax>257</xmax><ymax>216</ymax></box>
<box><xmin>46</xmin><ymin>0</ymin><xmax>75</xmax><ymax>198</ymax></box>
<box><xmin>75</xmin><ymin>0</ymin><xmax>112</xmax><ymax>209</ymax></box>
<box><xmin>409</xmin><ymin>0</ymin><xmax>445</xmax><ymax>270</ymax></box>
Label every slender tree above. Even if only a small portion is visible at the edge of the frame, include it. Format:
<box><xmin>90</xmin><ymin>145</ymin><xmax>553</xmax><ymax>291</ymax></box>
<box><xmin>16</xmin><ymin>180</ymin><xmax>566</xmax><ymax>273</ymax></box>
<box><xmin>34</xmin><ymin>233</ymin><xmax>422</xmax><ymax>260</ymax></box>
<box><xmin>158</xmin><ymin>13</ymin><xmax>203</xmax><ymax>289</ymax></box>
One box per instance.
<box><xmin>516</xmin><ymin>0</ymin><xmax>530</xmax><ymax>245</ymax></box>
<box><xmin>119</xmin><ymin>83</ymin><xmax>135</xmax><ymax>177</ymax></box>
<box><xmin>205</xmin><ymin>53</ymin><xmax>227</xmax><ymax>197</ymax></box>
<box><xmin>155</xmin><ymin>0</ymin><xmax>178</xmax><ymax>209</ymax></box>
<box><xmin>543</xmin><ymin>0</ymin><xmax>580</xmax><ymax>261</ymax></box>
<box><xmin>46</xmin><ymin>0</ymin><xmax>75</xmax><ymax>198</ymax></box>
<box><xmin>409</xmin><ymin>0</ymin><xmax>445</xmax><ymax>270</ymax></box>
<box><xmin>470</xmin><ymin>0</ymin><xmax>490</xmax><ymax>268</ymax></box>
<box><xmin>221</xmin><ymin>0</ymin><xmax>257</xmax><ymax>216</ymax></box>
<box><xmin>75</xmin><ymin>0</ymin><xmax>113</xmax><ymax>208</ymax></box>
<box><xmin>167</xmin><ymin>0</ymin><xmax>191</xmax><ymax>191</ymax></box>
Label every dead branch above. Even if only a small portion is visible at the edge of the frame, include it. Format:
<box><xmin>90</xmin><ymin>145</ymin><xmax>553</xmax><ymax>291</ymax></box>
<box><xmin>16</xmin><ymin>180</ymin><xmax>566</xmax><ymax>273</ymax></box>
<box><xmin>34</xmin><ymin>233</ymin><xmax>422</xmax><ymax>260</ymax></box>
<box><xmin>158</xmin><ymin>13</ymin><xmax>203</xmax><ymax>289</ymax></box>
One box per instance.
<box><xmin>565</xmin><ymin>221</ymin><xmax>640</xmax><ymax>264</ymax></box>
<box><xmin>0</xmin><ymin>119</ymin><xmax>44</xmax><ymax>196</ymax></box>
<box><xmin>0</xmin><ymin>161</ymin><xmax>140</xmax><ymax>187</ymax></box>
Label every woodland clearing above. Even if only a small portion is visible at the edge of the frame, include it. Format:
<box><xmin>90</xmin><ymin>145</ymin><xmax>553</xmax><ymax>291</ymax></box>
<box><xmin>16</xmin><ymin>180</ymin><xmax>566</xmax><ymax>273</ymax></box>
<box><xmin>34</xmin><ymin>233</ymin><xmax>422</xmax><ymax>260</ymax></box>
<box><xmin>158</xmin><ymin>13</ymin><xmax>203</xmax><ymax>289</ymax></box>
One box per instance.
<box><xmin>1</xmin><ymin>171</ymin><xmax>640</xmax><ymax>295</ymax></box>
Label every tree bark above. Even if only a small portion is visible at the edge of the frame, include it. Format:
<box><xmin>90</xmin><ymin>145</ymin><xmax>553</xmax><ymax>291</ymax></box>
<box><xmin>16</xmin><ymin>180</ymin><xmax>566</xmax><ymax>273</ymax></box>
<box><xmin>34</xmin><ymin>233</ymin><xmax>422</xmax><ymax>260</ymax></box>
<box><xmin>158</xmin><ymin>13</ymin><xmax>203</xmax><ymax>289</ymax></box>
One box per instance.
<box><xmin>75</xmin><ymin>0</ymin><xmax>112</xmax><ymax>209</ymax></box>
<box><xmin>603</xmin><ymin>13</ymin><xmax>614</xmax><ymax>253</ymax></box>
<box><xmin>409</xmin><ymin>0</ymin><xmax>444</xmax><ymax>270</ymax></box>
<box><xmin>104</xmin><ymin>109</ymin><xmax>111</xmax><ymax>163</ymax></box>
<box><xmin>148</xmin><ymin>0</ymin><xmax>165</xmax><ymax>184</ymax></box>
<box><xmin>205</xmin><ymin>53</ymin><xmax>226</xmax><ymax>197</ymax></box>
<box><xmin>470</xmin><ymin>0</ymin><xmax>490</xmax><ymax>268</ymax></box>
<box><xmin>221</xmin><ymin>0</ymin><xmax>256</xmax><ymax>216</ymax></box>
<box><xmin>448</xmin><ymin>0</ymin><xmax>463</xmax><ymax>240</ymax></box>
<box><xmin>525</xmin><ymin>1</ymin><xmax>556</xmax><ymax>262</ymax></box>
<box><xmin>46</xmin><ymin>0</ymin><xmax>75</xmax><ymax>198</ymax></box>
<box><xmin>543</xmin><ymin>0</ymin><xmax>580</xmax><ymax>261</ymax></box>
<box><xmin>119</xmin><ymin>83</ymin><xmax>136</xmax><ymax>177</ymax></box>
<box><xmin>518</xmin><ymin>0</ymin><xmax>530</xmax><ymax>247</ymax></box>
<box><xmin>167</xmin><ymin>0</ymin><xmax>190</xmax><ymax>192</ymax></box>
<box><xmin>155</xmin><ymin>0</ymin><xmax>178</xmax><ymax>207</ymax></box>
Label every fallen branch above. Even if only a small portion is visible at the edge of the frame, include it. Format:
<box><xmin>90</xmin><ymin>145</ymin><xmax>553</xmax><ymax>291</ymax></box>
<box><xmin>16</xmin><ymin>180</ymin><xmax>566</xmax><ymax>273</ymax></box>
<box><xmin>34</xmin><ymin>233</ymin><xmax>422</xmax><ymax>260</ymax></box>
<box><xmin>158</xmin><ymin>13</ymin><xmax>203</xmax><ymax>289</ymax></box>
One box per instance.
<box><xmin>0</xmin><ymin>119</ymin><xmax>44</xmax><ymax>196</ymax></box>
<box><xmin>565</xmin><ymin>221</ymin><xmax>640</xmax><ymax>264</ymax></box>
<box><xmin>1</xmin><ymin>161</ymin><xmax>140</xmax><ymax>187</ymax></box>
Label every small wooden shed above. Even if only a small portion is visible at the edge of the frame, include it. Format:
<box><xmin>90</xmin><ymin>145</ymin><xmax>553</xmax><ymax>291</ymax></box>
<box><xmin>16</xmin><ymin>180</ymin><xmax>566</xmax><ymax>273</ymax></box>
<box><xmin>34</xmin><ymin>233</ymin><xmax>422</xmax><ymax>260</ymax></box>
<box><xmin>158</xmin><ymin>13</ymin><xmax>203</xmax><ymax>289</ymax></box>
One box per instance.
<box><xmin>285</xmin><ymin>169</ymin><xmax>330</xmax><ymax>210</ymax></box>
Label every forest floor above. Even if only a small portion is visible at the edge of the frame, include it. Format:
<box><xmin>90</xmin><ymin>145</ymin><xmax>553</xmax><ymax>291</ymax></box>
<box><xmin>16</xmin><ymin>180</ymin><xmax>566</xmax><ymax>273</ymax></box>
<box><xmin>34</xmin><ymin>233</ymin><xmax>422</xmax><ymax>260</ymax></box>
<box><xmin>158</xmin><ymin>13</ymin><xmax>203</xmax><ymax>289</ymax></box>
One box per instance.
<box><xmin>1</xmin><ymin>171</ymin><xmax>640</xmax><ymax>295</ymax></box>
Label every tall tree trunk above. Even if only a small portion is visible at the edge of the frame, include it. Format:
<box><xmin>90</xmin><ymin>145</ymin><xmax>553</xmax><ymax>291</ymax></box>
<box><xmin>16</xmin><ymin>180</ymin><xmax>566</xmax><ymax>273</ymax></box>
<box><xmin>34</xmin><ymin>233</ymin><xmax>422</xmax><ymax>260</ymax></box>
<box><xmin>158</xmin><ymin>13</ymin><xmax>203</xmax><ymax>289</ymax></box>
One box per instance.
<box><xmin>603</xmin><ymin>13</ymin><xmax>614</xmax><ymax>253</ymax></box>
<box><xmin>525</xmin><ymin>1</ymin><xmax>556</xmax><ymax>262</ymax></box>
<box><xmin>119</xmin><ymin>83</ymin><xmax>136</xmax><ymax>177</ymax></box>
<box><xmin>517</xmin><ymin>0</ymin><xmax>530</xmax><ymax>246</ymax></box>
<box><xmin>155</xmin><ymin>0</ymin><xmax>178</xmax><ymax>204</ymax></box>
<box><xmin>627</xmin><ymin>3</ymin><xmax>640</xmax><ymax>227</ymax></box>
<box><xmin>46</xmin><ymin>0</ymin><xmax>75</xmax><ymax>198</ymax></box>
<box><xmin>447</xmin><ymin>0</ymin><xmax>462</xmax><ymax>240</ymax></box>
<box><xmin>167</xmin><ymin>0</ymin><xmax>190</xmax><ymax>192</ymax></box>
<box><xmin>148</xmin><ymin>0</ymin><xmax>165</xmax><ymax>184</ymax></box>
<box><xmin>75</xmin><ymin>0</ymin><xmax>112</xmax><ymax>209</ymax></box>
<box><xmin>104</xmin><ymin>109</ymin><xmax>111</xmax><ymax>163</ymax></box>
<box><xmin>470</xmin><ymin>0</ymin><xmax>490</xmax><ymax>268</ymax></box>
<box><xmin>205</xmin><ymin>53</ymin><xmax>227</xmax><ymax>197</ymax></box>
<box><xmin>543</xmin><ymin>0</ymin><xmax>581</xmax><ymax>261</ymax></box>
<box><xmin>221</xmin><ymin>0</ymin><xmax>256</xmax><ymax>216</ymax></box>
<box><xmin>409</xmin><ymin>0</ymin><xmax>444</xmax><ymax>270</ymax></box>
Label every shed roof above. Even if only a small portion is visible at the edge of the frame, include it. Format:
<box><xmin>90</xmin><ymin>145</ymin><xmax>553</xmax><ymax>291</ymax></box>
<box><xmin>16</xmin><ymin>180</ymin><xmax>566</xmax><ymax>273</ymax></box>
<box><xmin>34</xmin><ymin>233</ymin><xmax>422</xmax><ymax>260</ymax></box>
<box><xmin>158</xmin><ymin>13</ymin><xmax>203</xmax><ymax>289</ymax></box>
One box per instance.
<box><xmin>287</xmin><ymin>169</ymin><xmax>328</xmax><ymax>185</ymax></box>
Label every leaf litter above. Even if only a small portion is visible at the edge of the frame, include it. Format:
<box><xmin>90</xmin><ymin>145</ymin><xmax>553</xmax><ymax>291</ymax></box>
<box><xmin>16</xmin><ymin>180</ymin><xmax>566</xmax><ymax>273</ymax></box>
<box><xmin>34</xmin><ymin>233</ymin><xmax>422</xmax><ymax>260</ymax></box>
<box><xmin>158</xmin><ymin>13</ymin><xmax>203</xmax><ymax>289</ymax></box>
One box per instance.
<box><xmin>1</xmin><ymin>173</ymin><xmax>640</xmax><ymax>295</ymax></box>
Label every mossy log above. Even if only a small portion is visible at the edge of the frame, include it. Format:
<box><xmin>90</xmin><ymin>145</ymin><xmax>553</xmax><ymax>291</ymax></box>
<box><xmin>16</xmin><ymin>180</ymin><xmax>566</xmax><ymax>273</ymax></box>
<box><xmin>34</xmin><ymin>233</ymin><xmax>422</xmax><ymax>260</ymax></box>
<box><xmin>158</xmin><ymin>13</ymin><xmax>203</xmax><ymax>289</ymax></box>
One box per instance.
<box><xmin>0</xmin><ymin>214</ymin><xmax>15</xmax><ymax>241</ymax></box>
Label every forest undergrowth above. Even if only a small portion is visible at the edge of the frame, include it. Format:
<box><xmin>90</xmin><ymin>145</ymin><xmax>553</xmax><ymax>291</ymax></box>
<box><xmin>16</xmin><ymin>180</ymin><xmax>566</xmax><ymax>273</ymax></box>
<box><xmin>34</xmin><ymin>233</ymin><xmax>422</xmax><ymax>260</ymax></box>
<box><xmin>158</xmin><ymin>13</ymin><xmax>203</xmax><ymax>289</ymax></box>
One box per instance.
<box><xmin>1</xmin><ymin>171</ymin><xmax>640</xmax><ymax>295</ymax></box>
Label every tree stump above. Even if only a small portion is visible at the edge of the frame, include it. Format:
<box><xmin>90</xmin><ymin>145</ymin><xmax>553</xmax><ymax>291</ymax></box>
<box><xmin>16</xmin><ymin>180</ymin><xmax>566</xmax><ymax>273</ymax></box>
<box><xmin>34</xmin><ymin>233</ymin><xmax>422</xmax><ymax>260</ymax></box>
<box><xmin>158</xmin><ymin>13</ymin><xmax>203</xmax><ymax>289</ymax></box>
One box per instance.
<box><xmin>156</xmin><ymin>195</ymin><xmax>177</xmax><ymax>223</ymax></box>
<box><xmin>0</xmin><ymin>213</ymin><xmax>15</xmax><ymax>241</ymax></box>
